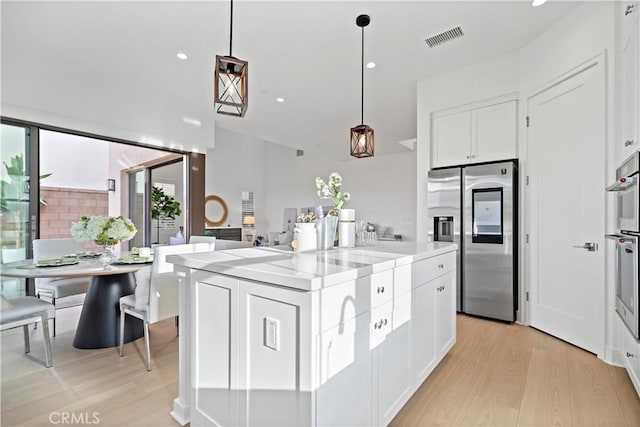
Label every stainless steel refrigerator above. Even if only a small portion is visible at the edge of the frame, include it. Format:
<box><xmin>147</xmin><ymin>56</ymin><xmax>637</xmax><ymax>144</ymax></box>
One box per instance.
<box><xmin>427</xmin><ymin>160</ymin><xmax>517</xmax><ymax>322</ymax></box>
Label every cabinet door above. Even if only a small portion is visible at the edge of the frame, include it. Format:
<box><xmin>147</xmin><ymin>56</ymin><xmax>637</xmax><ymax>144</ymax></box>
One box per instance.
<box><xmin>412</xmin><ymin>279</ymin><xmax>437</xmax><ymax>385</ymax></box>
<box><xmin>375</xmin><ymin>292</ymin><xmax>413</xmax><ymax>426</ymax></box>
<box><xmin>435</xmin><ymin>271</ymin><xmax>456</xmax><ymax>358</ymax></box>
<box><xmin>621</xmin><ymin>2</ymin><xmax>640</xmax><ymax>161</ymax></box>
<box><xmin>432</xmin><ymin>111</ymin><xmax>472</xmax><ymax>168</ymax></box>
<box><xmin>316</xmin><ymin>311</ymin><xmax>372</xmax><ymax>427</ymax></box>
<box><xmin>471</xmin><ymin>100</ymin><xmax>517</xmax><ymax>163</ymax></box>
<box><xmin>620</xmin><ymin>316</ymin><xmax>640</xmax><ymax>396</ymax></box>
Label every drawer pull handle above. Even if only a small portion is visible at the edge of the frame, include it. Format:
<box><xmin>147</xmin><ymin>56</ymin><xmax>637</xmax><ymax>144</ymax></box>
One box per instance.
<box><xmin>624</xmin><ymin>139</ymin><xmax>635</xmax><ymax>147</ymax></box>
<box><xmin>627</xmin><ymin>352</ymin><xmax>635</xmax><ymax>358</ymax></box>
<box><xmin>625</xmin><ymin>4</ymin><xmax>635</xmax><ymax>15</ymax></box>
<box><xmin>376</xmin><ymin>286</ymin><xmax>385</xmax><ymax>294</ymax></box>
<box><xmin>374</xmin><ymin>318</ymin><xmax>389</xmax><ymax>329</ymax></box>
<box><xmin>438</xmin><ymin>264</ymin><xmax>444</xmax><ymax>269</ymax></box>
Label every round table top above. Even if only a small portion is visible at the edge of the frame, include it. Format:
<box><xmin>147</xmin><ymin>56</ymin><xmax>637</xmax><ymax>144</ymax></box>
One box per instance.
<box><xmin>0</xmin><ymin>258</ymin><xmax>147</xmax><ymax>279</ymax></box>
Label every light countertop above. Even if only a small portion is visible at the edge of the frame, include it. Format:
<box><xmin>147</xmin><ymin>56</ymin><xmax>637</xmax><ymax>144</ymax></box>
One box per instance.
<box><xmin>167</xmin><ymin>241</ymin><xmax>456</xmax><ymax>291</ymax></box>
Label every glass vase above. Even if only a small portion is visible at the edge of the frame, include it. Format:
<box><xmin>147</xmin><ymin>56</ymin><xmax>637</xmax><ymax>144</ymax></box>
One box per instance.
<box><xmin>99</xmin><ymin>245</ymin><xmax>116</xmax><ymax>270</ymax></box>
<box><xmin>316</xmin><ymin>215</ymin><xmax>338</xmax><ymax>250</ymax></box>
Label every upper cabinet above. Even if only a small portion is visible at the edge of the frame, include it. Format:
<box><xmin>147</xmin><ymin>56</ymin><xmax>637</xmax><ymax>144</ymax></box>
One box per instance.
<box><xmin>431</xmin><ymin>99</ymin><xmax>517</xmax><ymax>169</ymax></box>
<box><xmin>619</xmin><ymin>2</ymin><xmax>640</xmax><ymax>163</ymax></box>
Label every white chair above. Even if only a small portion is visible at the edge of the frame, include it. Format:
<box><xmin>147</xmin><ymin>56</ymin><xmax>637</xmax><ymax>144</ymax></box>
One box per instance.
<box><xmin>32</xmin><ymin>238</ymin><xmax>91</xmax><ymax>336</ymax></box>
<box><xmin>188</xmin><ymin>235</ymin><xmax>216</xmax><ymax>249</ymax></box>
<box><xmin>119</xmin><ymin>242</ymin><xmax>209</xmax><ymax>371</ymax></box>
<box><xmin>1</xmin><ymin>295</ymin><xmax>55</xmax><ymax>367</ymax></box>
<box><xmin>213</xmin><ymin>239</ymin><xmax>252</xmax><ymax>250</ymax></box>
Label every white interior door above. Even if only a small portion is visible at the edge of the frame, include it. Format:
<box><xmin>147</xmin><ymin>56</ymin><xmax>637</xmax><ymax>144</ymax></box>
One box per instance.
<box><xmin>528</xmin><ymin>57</ymin><xmax>605</xmax><ymax>356</ymax></box>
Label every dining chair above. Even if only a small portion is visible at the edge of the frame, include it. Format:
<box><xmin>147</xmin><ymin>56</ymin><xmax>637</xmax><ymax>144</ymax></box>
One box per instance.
<box><xmin>119</xmin><ymin>242</ymin><xmax>210</xmax><ymax>371</ymax></box>
<box><xmin>188</xmin><ymin>235</ymin><xmax>217</xmax><ymax>249</ymax></box>
<box><xmin>1</xmin><ymin>295</ymin><xmax>55</xmax><ymax>367</ymax></box>
<box><xmin>32</xmin><ymin>238</ymin><xmax>91</xmax><ymax>336</ymax></box>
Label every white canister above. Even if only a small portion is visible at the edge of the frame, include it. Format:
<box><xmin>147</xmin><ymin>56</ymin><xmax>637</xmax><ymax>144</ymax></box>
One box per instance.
<box><xmin>338</xmin><ymin>209</ymin><xmax>356</xmax><ymax>248</ymax></box>
<box><xmin>293</xmin><ymin>222</ymin><xmax>316</xmax><ymax>252</ymax></box>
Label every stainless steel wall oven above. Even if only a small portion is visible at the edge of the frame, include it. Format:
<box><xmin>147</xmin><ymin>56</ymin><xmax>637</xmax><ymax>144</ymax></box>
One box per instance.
<box><xmin>607</xmin><ymin>152</ymin><xmax>640</xmax><ymax>340</ymax></box>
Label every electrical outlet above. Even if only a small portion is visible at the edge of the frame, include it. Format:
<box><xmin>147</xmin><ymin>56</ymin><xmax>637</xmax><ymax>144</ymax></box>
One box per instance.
<box><xmin>264</xmin><ymin>317</ymin><xmax>279</xmax><ymax>351</ymax></box>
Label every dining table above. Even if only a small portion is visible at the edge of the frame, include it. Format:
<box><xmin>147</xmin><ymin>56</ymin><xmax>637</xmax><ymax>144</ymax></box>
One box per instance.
<box><xmin>0</xmin><ymin>257</ymin><xmax>149</xmax><ymax>349</ymax></box>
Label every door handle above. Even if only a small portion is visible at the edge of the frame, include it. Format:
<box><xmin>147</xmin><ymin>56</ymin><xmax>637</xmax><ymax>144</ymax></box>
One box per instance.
<box><xmin>572</xmin><ymin>242</ymin><xmax>598</xmax><ymax>251</ymax></box>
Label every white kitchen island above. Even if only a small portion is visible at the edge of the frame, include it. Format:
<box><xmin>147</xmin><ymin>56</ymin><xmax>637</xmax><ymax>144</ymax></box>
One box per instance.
<box><xmin>167</xmin><ymin>242</ymin><xmax>457</xmax><ymax>427</ymax></box>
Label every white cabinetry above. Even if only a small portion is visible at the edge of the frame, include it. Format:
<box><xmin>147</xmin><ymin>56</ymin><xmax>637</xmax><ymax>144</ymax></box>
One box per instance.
<box><xmin>186</xmin><ymin>248</ymin><xmax>457</xmax><ymax>427</ymax></box>
<box><xmin>372</xmin><ymin>265</ymin><xmax>413</xmax><ymax>426</ymax></box>
<box><xmin>411</xmin><ymin>252</ymin><xmax>456</xmax><ymax>385</ymax></box>
<box><xmin>619</xmin><ymin>2</ymin><xmax>640</xmax><ymax>162</ymax></box>
<box><xmin>618</xmin><ymin>315</ymin><xmax>640</xmax><ymax>396</ymax></box>
<box><xmin>431</xmin><ymin>100</ymin><xmax>517</xmax><ymax>168</ymax></box>
<box><xmin>317</xmin><ymin>312</ymin><xmax>372</xmax><ymax>427</ymax></box>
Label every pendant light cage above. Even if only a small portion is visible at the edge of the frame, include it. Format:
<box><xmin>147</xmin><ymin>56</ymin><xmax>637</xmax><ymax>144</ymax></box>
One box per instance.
<box><xmin>214</xmin><ymin>0</ymin><xmax>248</xmax><ymax>117</ymax></box>
<box><xmin>215</xmin><ymin>55</ymin><xmax>248</xmax><ymax>117</ymax></box>
<box><xmin>351</xmin><ymin>14</ymin><xmax>373</xmax><ymax>158</ymax></box>
<box><xmin>350</xmin><ymin>124</ymin><xmax>375</xmax><ymax>158</ymax></box>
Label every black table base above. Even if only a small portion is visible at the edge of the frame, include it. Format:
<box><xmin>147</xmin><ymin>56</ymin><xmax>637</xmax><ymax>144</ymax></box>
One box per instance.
<box><xmin>73</xmin><ymin>272</ymin><xmax>144</xmax><ymax>349</ymax></box>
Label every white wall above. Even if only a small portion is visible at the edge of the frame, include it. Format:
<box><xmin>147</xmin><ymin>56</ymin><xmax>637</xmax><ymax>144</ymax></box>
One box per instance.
<box><xmin>206</xmin><ymin>128</ymin><xmax>417</xmax><ymax>241</ymax></box>
<box><xmin>205</xmin><ymin>128</ymin><xmax>267</xmax><ymax>231</ymax></box>
<box><xmin>40</xmin><ymin>130</ymin><xmax>110</xmax><ymax>190</ymax></box>
<box><xmin>264</xmin><ymin>144</ymin><xmax>416</xmax><ymax>240</ymax></box>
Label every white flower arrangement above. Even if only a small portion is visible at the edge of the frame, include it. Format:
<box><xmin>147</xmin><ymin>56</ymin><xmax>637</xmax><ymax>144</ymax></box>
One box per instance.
<box><xmin>70</xmin><ymin>215</ymin><xmax>137</xmax><ymax>246</ymax></box>
<box><xmin>315</xmin><ymin>172</ymin><xmax>350</xmax><ymax>216</ymax></box>
<box><xmin>297</xmin><ymin>211</ymin><xmax>316</xmax><ymax>223</ymax></box>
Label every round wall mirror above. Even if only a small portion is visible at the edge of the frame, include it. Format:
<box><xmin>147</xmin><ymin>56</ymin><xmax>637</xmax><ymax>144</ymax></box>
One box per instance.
<box><xmin>204</xmin><ymin>195</ymin><xmax>228</xmax><ymax>227</ymax></box>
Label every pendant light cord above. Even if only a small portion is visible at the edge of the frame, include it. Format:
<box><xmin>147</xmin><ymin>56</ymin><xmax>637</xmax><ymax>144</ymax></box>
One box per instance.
<box><xmin>361</xmin><ymin>25</ymin><xmax>364</xmax><ymax>125</ymax></box>
<box><xmin>229</xmin><ymin>0</ymin><xmax>233</xmax><ymax>57</ymax></box>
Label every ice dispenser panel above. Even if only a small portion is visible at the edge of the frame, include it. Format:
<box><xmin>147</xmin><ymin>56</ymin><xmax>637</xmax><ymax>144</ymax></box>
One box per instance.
<box><xmin>434</xmin><ymin>216</ymin><xmax>454</xmax><ymax>242</ymax></box>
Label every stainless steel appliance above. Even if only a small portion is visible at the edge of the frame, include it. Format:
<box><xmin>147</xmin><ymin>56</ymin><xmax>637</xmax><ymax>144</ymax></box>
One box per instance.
<box><xmin>607</xmin><ymin>152</ymin><xmax>640</xmax><ymax>339</ymax></box>
<box><xmin>607</xmin><ymin>152</ymin><xmax>640</xmax><ymax>232</ymax></box>
<box><xmin>428</xmin><ymin>160</ymin><xmax>518</xmax><ymax>321</ymax></box>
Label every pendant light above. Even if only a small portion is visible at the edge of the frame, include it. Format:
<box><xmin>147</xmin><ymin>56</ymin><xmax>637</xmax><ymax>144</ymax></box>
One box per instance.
<box><xmin>214</xmin><ymin>0</ymin><xmax>248</xmax><ymax>117</ymax></box>
<box><xmin>350</xmin><ymin>14</ymin><xmax>374</xmax><ymax>158</ymax></box>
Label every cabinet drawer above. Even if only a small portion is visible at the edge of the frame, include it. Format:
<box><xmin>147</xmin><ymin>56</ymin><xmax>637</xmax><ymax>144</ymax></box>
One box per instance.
<box><xmin>370</xmin><ymin>301</ymin><xmax>393</xmax><ymax>350</ymax></box>
<box><xmin>318</xmin><ymin>269</ymin><xmax>393</xmax><ymax>333</ymax></box>
<box><xmin>370</xmin><ymin>269</ymin><xmax>393</xmax><ymax>308</ymax></box>
<box><xmin>412</xmin><ymin>251</ymin><xmax>456</xmax><ymax>288</ymax></box>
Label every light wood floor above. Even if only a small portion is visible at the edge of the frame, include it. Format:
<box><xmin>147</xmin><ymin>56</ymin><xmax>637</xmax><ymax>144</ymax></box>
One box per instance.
<box><xmin>392</xmin><ymin>315</ymin><xmax>640</xmax><ymax>427</ymax></box>
<box><xmin>2</xmin><ymin>311</ymin><xmax>639</xmax><ymax>426</ymax></box>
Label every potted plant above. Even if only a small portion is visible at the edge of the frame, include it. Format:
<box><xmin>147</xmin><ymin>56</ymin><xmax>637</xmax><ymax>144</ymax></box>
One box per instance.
<box><xmin>151</xmin><ymin>186</ymin><xmax>182</xmax><ymax>244</ymax></box>
<box><xmin>0</xmin><ymin>154</ymin><xmax>51</xmax><ymax>249</ymax></box>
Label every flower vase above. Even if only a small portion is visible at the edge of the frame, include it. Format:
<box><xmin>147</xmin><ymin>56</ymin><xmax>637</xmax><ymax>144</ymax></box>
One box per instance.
<box><xmin>99</xmin><ymin>245</ymin><xmax>116</xmax><ymax>270</ymax></box>
<box><xmin>316</xmin><ymin>215</ymin><xmax>338</xmax><ymax>250</ymax></box>
<box><xmin>294</xmin><ymin>223</ymin><xmax>316</xmax><ymax>252</ymax></box>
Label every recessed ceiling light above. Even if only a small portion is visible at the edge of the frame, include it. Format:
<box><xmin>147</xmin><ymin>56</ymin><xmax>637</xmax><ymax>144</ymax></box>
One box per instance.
<box><xmin>276</xmin><ymin>97</ymin><xmax>285</xmax><ymax>103</ymax></box>
<box><xmin>176</xmin><ymin>52</ymin><xmax>188</xmax><ymax>60</ymax></box>
<box><xmin>366</xmin><ymin>62</ymin><xmax>376</xmax><ymax>69</ymax></box>
<box><xmin>531</xmin><ymin>0</ymin><xmax>547</xmax><ymax>6</ymax></box>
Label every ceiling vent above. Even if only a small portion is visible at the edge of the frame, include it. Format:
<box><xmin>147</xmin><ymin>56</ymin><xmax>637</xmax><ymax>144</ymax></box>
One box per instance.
<box><xmin>425</xmin><ymin>26</ymin><xmax>464</xmax><ymax>48</ymax></box>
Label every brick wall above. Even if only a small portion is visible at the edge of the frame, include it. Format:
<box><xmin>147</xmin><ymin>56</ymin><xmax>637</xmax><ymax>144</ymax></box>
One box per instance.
<box><xmin>40</xmin><ymin>187</ymin><xmax>108</xmax><ymax>242</ymax></box>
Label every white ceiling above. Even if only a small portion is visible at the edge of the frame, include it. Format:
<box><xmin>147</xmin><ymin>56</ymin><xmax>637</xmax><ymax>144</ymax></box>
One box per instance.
<box><xmin>1</xmin><ymin>1</ymin><xmax>580</xmax><ymax>160</ymax></box>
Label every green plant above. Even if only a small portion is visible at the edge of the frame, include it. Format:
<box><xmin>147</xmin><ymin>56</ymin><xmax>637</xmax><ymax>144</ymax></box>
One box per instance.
<box><xmin>0</xmin><ymin>154</ymin><xmax>51</xmax><ymax>247</ymax></box>
<box><xmin>151</xmin><ymin>186</ymin><xmax>182</xmax><ymax>243</ymax></box>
